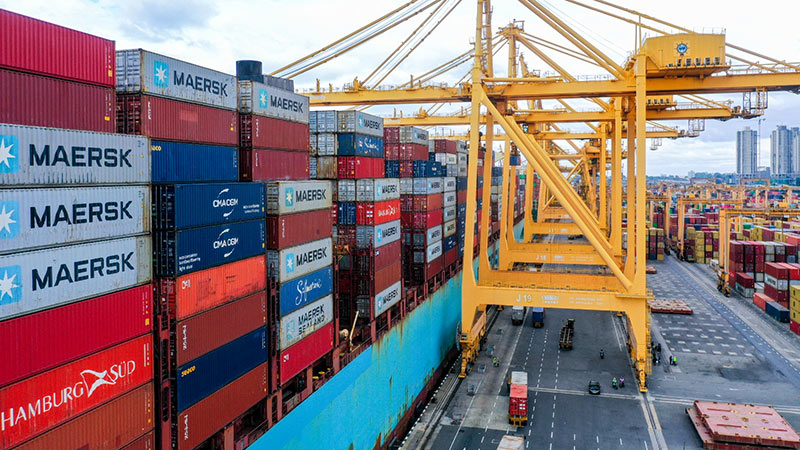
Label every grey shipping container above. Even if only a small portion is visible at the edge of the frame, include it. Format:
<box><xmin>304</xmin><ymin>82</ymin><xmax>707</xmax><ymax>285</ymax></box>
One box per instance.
<box><xmin>266</xmin><ymin>180</ymin><xmax>332</xmax><ymax>215</ymax></box>
<box><xmin>356</xmin><ymin>178</ymin><xmax>400</xmax><ymax>202</ymax></box>
<box><xmin>337</xmin><ymin>111</ymin><xmax>384</xmax><ymax>138</ymax></box>
<box><xmin>337</xmin><ymin>180</ymin><xmax>356</xmax><ymax>202</ymax></box>
<box><xmin>314</xmin><ymin>133</ymin><xmax>337</xmax><ymax>156</ymax></box>
<box><xmin>267</xmin><ymin>237</ymin><xmax>332</xmax><ymax>282</ymax></box>
<box><xmin>116</xmin><ymin>49</ymin><xmax>237</xmax><ymax>110</ymax></box>
<box><xmin>399</xmin><ymin>126</ymin><xmax>429</xmax><ymax>145</ymax></box>
<box><xmin>309</xmin><ymin>134</ymin><xmax>318</xmax><ymax>155</ymax></box>
<box><xmin>0</xmin><ymin>236</ymin><xmax>152</xmax><ymax>320</ymax></box>
<box><xmin>444</xmin><ymin>177</ymin><xmax>456</xmax><ymax>192</ymax></box>
<box><xmin>0</xmin><ymin>123</ymin><xmax>150</xmax><ymax>185</ymax></box>
<box><xmin>310</xmin><ymin>110</ymin><xmax>337</xmax><ymax>133</ymax></box>
<box><xmin>279</xmin><ymin>294</ymin><xmax>334</xmax><ymax>350</ymax></box>
<box><xmin>400</xmin><ymin>178</ymin><xmax>414</xmax><ymax>195</ymax></box>
<box><xmin>356</xmin><ymin>220</ymin><xmax>401</xmax><ymax>248</ymax></box>
<box><xmin>443</xmin><ymin>206</ymin><xmax>456</xmax><ymax>222</ymax></box>
<box><xmin>0</xmin><ymin>186</ymin><xmax>150</xmax><ymax>255</ymax></box>
<box><xmin>374</xmin><ymin>281</ymin><xmax>402</xmax><ymax>317</ymax></box>
<box><xmin>443</xmin><ymin>191</ymin><xmax>457</xmax><ymax>207</ymax></box>
<box><xmin>238</xmin><ymin>80</ymin><xmax>309</xmax><ymax>124</ymax></box>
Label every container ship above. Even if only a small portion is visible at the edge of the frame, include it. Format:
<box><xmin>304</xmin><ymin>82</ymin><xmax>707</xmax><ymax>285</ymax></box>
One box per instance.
<box><xmin>0</xmin><ymin>9</ymin><xmax>530</xmax><ymax>450</ymax></box>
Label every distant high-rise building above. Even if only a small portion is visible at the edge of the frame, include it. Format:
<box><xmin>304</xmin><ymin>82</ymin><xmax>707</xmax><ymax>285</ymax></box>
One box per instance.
<box><xmin>771</xmin><ymin>125</ymin><xmax>793</xmax><ymax>175</ymax></box>
<box><xmin>736</xmin><ymin>127</ymin><xmax>757</xmax><ymax>174</ymax></box>
<box><xmin>792</xmin><ymin>127</ymin><xmax>800</xmax><ymax>173</ymax></box>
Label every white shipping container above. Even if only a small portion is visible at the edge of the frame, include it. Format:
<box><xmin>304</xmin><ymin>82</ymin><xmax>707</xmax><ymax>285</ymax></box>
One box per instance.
<box><xmin>313</xmin><ymin>111</ymin><xmax>338</xmax><ymax>132</ymax></box>
<box><xmin>443</xmin><ymin>192</ymin><xmax>457</xmax><ymax>207</ymax></box>
<box><xmin>267</xmin><ymin>237</ymin><xmax>332</xmax><ymax>282</ymax></box>
<box><xmin>356</xmin><ymin>178</ymin><xmax>400</xmax><ymax>202</ymax></box>
<box><xmin>446</xmin><ymin>154</ymin><xmax>457</xmax><ymax>165</ymax></box>
<box><xmin>443</xmin><ymin>206</ymin><xmax>456</xmax><ymax>222</ymax></box>
<box><xmin>0</xmin><ymin>124</ymin><xmax>150</xmax><ymax>186</ymax></box>
<box><xmin>458</xmin><ymin>153</ymin><xmax>468</xmax><ymax>164</ymax></box>
<box><xmin>458</xmin><ymin>166</ymin><xmax>467</xmax><ymax>177</ymax></box>
<box><xmin>443</xmin><ymin>177</ymin><xmax>456</xmax><ymax>192</ymax></box>
<box><xmin>279</xmin><ymin>294</ymin><xmax>334</xmax><ymax>350</ymax></box>
<box><xmin>374</xmin><ymin>281</ymin><xmax>402</xmax><ymax>317</ymax></box>
<box><xmin>266</xmin><ymin>180</ymin><xmax>332</xmax><ymax>214</ymax></box>
<box><xmin>426</xmin><ymin>240</ymin><xmax>443</xmax><ymax>263</ymax></box>
<box><xmin>0</xmin><ymin>236</ymin><xmax>152</xmax><ymax>320</ymax></box>
<box><xmin>116</xmin><ymin>49</ymin><xmax>237</xmax><ymax>110</ymax></box>
<box><xmin>510</xmin><ymin>371</ymin><xmax>528</xmax><ymax>386</ymax></box>
<box><xmin>337</xmin><ymin>180</ymin><xmax>356</xmax><ymax>202</ymax></box>
<box><xmin>427</xmin><ymin>178</ymin><xmax>443</xmax><ymax>194</ymax></box>
<box><xmin>238</xmin><ymin>80</ymin><xmax>309</xmax><ymax>124</ymax></box>
<box><xmin>444</xmin><ymin>220</ymin><xmax>457</xmax><ymax>237</ymax></box>
<box><xmin>434</xmin><ymin>153</ymin><xmax>447</xmax><ymax>164</ymax></box>
<box><xmin>0</xmin><ymin>186</ymin><xmax>150</xmax><ymax>254</ymax></box>
<box><xmin>399</xmin><ymin>126</ymin><xmax>429</xmax><ymax>145</ymax></box>
<box><xmin>426</xmin><ymin>225</ymin><xmax>443</xmax><ymax>244</ymax></box>
<box><xmin>337</xmin><ymin>111</ymin><xmax>384</xmax><ymax>137</ymax></box>
<box><xmin>446</xmin><ymin>164</ymin><xmax>458</xmax><ymax>177</ymax></box>
<box><xmin>356</xmin><ymin>220</ymin><xmax>401</xmax><ymax>248</ymax></box>
<box><xmin>457</xmin><ymin>141</ymin><xmax>468</xmax><ymax>153</ymax></box>
<box><xmin>314</xmin><ymin>133</ymin><xmax>337</xmax><ymax>156</ymax></box>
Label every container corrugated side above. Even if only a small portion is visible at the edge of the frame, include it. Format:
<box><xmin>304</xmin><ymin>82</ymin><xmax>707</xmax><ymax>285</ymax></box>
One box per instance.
<box><xmin>355</xmin><ymin>220</ymin><xmax>401</xmax><ymax>248</ymax></box>
<box><xmin>279</xmin><ymin>322</ymin><xmax>334</xmax><ymax>381</ymax></box>
<box><xmin>267</xmin><ymin>237</ymin><xmax>332</xmax><ymax>282</ymax></box>
<box><xmin>0</xmin><ymin>186</ymin><xmax>150</xmax><ymax>254</ymax></box>
<box><xmin>150</xmin><ymin>141</ymin><xmax>238</xmax><ymax>183</ymax></box>
<box><xmin>238</xmin><ymin>81</ymin><xmax>309</xmax><ymax>124</ymax></box>
<box><xmin>158</xmin><ymin>256</ymin><xmax>266</xmax><ymax>321</ymax></box>
<box><xmin>0</xmin><ymin>335</ymin><xmax>153</xmax><ymax>448</ymax></box>
<box><xmin>265</xmin><ymin>180</ymin><xmax>332</xmax><ymax>215</ymax></box>
<box><xmin>266</xmin><ymin>208</ymin><xmax>332</xmax><ymax>250</ymax></box>
<box><xmin>0</xmin><ymin>124</ymin><xmax>149</xmax><ymax>186</ymax></box>
<box><xmin>0</xmin><ymin>236</ymin><xmax>152</xmax><ymax>320</ymax></box>
<box><xmin>240</xmin><ymin>148</ymin><xmax>309</xmax><ymax>181</ymax></box>
<box><xmin>176</xmin><ymin>327</ymin><xmax>266</xmax><ymax>412</ymax></box>
<box><xmin>0</xmin><ymin>284</ymin><xmax>152</xmax><ymax>388</ymax></box>
<box><xmin>155</xmin><ymin>219</ymin><xmax>265</xmax><ymax>277</ymax></box>
<box><xmin>153</xmin><ymin>183</ymin><xmax>265</xmax><ymax>230</ymax></box>
<box><xmin>337</xmin><ymin>111</ymin><xmax>384</xmax><ymax>137</ymax></box>
<box><xmin>239</xmin><ymin>114</ymin><xmax>309</xmax><ymax>151</ymax></box>
<box><xmin>374</xmin><ymin>280</ymin><xmax>402</xmax><ymax>317</ymax></box>
<box><xmin>13</xmin><ymin>383</ymin><xmax>154</xmax><ymax>450</ymax></box>
<box><xmin>278</xmin><ymin>266</ymin><xmax>334</xmax><ymax>316</ymax></box>
<box><xmin>0</xmin><ymin>69</ymin><xmax>115</xmax><ymax>133</ymax></box>
<box><xmin>356</xmin><ymin>178</ymin><xmax>400</xmax><ymax>202</ymax></box>
<box><xmin>175</xmin><ymin>291</ymin><xmax>267</xmax><ymax>366</ymax></box>
<box><xmin>279</xmin><ymin>294</ymin><xmax>334</xmax><ymax>350</ymax></box>
<box><xmin>117</xmin><ymin>49</ymin><xmax>237</xmax><ymax>110</ymax></box>
<box><xmin>0</xmin><ymin>9</ymin><xmax>115</xmax><ymax>87</ymax></box>
<box><xmin>176</xmin><ymin>363</ymin><xmax>267</xmax><ymax>450</ymax></box>
<box><xmin>121</xmin><ymin>430</ymin><xmax>155</xmax><ymax>450</ymax></box>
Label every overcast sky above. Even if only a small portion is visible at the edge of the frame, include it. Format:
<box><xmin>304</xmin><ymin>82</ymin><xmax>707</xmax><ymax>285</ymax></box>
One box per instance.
<box><xmin>4</xmin><ymin>0</ymin><xmax>799</xmax><ymax>175</ymax></box>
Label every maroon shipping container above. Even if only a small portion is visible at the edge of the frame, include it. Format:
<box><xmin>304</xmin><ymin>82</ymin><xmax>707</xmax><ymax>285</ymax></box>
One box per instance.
<box><xmin>343</xmin><ymin>260</ymin><xmax>401</xmax><ymax>295</ymax></box>
<box><xmin>0</xmin><ymin>9</ymin><xmax>115</xmax><ymax>87</ymax></box>
<box><xmin>175</xmin><ymin>291</ymin><xmax>267</xmax><ymax>366</ymax></box>
<box><xmin>267</xmin><ymin>209</ymin><xmax>332</xmax><ymax>249</ymax></box>
<box><xmin>384</xmin><ymin>127</ymin><xmax>400</xmax><ymax>143</ymax></box>
<box><xmin>444</xmin><ymin>247</ymin><xmax>458</xmax><ymax>266</ymax></box>
<box><xmin>434</xmin><ymin>139</ymin><xmax>457</xmax><ymax>154</ymax></box>
<box><xmin>338</xmin><ymin>157</ymin><xmax>385</xmax><ymax>179</ymax></box>
<box><xmin>385</xmin><ymin>143</ymin><xmax>400</xmax><ymax>160</ymax></box>
<box><xmin>121</xmin><ymin>431</ymin><xmax>155</xmax><ymax>450</ymax></box>
<box><xmin>399</xmin><ymin>144</ymin><xmax>428</xmax><ymax>160</ymax></box>
<box><xmin>0</xmin><ymin>69</ymin><xmax>114</xmax><ymax>132</ymax></box>
<box><xmin>279</xmin><ymin>323</ymin><xmax>334</xmax><ymax>380</ymax></box>
<box><xmin>457</xmin><ymin>190</ymin><xmax>467</xmax><ymax>204</ymax></box>
<box><xmin>401</xmin><ymin>209</ymin><xmax>443</xmax><ymax>229</ymax></box>
<box><xmin>14</xmin><ymin>384</ymin><xmax>154</xmax><ymax>450</ymax></box>
<box><xmin>407</xmin><ymin>258</ymin><xmax>444</xmax><ymax>285</ymax></box>
<box><xmin>239</xmin><ymin>114</ymin><xmax>309</xmax><ymax>151</ymax></box>
<box><xmin>175</xmin><ymin>363</ymin><xmax>267</xmax><ymax>450</ymax></box>
<box><xmin>356</xmin><ymin>199</ymin><xmax>401</xmax><ymax>225</ymax></box>
<box><xmin>116</xmin><ymin>94</ymin><xmax>238</xmax><ymax>145</ymax></box>
<box><xmin>413</xmin><ymin>194</ymin><xmax>442</xmax><ymax>212</ymax></box>
<box><xmin>240</xmin><ymin>148</ymin><xmax>309</xmax><ymax>181</ymax></box>
<box><xmin>370</xmin><ymin>240</ymin><xmax>401</xmax><ymax>273</ymax></box>
<box><xmin>399</xmin><ymin>160</ymin><xmax>414</xmax><ymax>178</ymax></box>
<box><xmin>336</xmin><ymin>225</ymin><xmax>356</xmax><ymax>247</ymax></box>
<box><xmin>0</xmin><ymin>284</ymin><xmax>153</xmax><ymax>388</ymax></box>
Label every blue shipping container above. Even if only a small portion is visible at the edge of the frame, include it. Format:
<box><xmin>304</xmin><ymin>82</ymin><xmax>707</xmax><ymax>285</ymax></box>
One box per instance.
<box><xmin>444</xmin><ymin>235</ymin><xmax>457</xmax><ymax>252</ymax></box>
<box><xmin>279</xmin><ymin>266</ymin><xmax>334</xmax><ymax>316</ymax></box>
<box><xmin>153</xmin><ymin>183</ymin><xmax>266</xmax><ymax>230</ymax></box>
<box><xmin>385</xmin><ymin>160</ymin><xmax>400</xmax><ymax>178</ymax></box>
<box><xmin>156</xmin><ymin>219</ymin><xmax>266</xmax><ymax>276</ymax></box>
<box><xmin>337</xmin><ymin>134</ymin><xmax>385</xmax><ymax>158</ymax></box>
<box><xmin>176</xmin><ymin>327</ymin><xmax>267</xmax><ymax>412</ymax></box>
<box><xmin>457</xmin><ymin>177</ymin><xmax>468</xmax><ymax>190</ymax></box>
<box><xmin>510</xmin><ymin>155</ymin><xmax>520</xmax><ymax>166</ymax></box>
<box><xmin>491</xmin><ymin>167</ymin><xmax>503</xmax><ymax>177</ymax></box>
<box><xmin>151</xmin><ymin>141</ymin><xmax>239</xmax><ymax>183</ymax></box>
<box><xmin>765</xmin><ymin>301</ymin><xmax>790</xmax><ymax>323</ymax></box>
<box><xmin>338</xmin><ymin>202</ymin><xmax>357</xmax><ymax>225</ymax></box>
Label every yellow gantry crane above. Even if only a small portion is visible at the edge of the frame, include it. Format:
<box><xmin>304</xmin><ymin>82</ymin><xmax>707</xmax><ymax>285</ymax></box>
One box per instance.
<box><xmin>278</xmin><ymin>0</ymin><xmax>800</xmax><ymax>390</ymax></box>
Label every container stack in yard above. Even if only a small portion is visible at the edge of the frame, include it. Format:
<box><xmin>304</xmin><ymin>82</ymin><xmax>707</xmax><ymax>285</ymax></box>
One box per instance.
<box><xmin>0</xmin><ymin>10</ymin><xmax>155</xmax><ymax>449</ymax></box>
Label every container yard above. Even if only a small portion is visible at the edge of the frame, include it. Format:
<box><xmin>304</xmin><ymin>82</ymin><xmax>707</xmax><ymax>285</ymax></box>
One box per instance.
<box><xmin>3</xmin><ymin>2</ymin><xmax>800</xmax><ymax>450</ymax></box>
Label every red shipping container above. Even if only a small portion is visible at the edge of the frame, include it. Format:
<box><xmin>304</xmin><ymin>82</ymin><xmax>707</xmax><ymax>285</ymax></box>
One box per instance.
<box><xmin>509</xmin><ymin>384</ymin><xmax>528</xmax><ymax>417</ymax></box>
<box><xmin>753</xmin><ymin>293</ymin><xmax>769</xmax><ymax>311</ymax></box>
<box><xmin>445</xmin><ymin>247</ymin><xmax>458</xmax><ymax>266</ymax></box>
<box><xmin>121</xmin><ymin>431</ymin><xmax>155</xmax><ymax>450</ymax></box>
<box><xmin>158</xmin><ymin>256</ymin><xmax>266</xmax><ymax>321</ymax></box>
<box><xmin>1</xmin><ymin>69</ymin><xmax>114</xmax><ymax>132</ymax></box>
<box><xmin>399</xmin><ymin>160</ymin><xmax>414</xmax><ymax>178</ymax></box>
<box><xmin>331</xmin><ymin>204</ymin><xmax>338</xmax><ymax>223</ymax></box>
<box><xmin>14</xmin><ymin>384</ymin><xmax>154</xmax><ymax>450</ymax></box>
<box><xmin>737</xmin><ymin>273</ymin><xmax>755</xmax><ymax>288</ymax></box>
<box><xmin>457</xmin><ymin>190</ymin><xmax>467</xmax><ymax>204</ymax></box>
<box><xmin>280</xmin><ymin>322</ymin><xmax>335</xmax><ymax>380</ymax></box>
<box><xmin>336</xmin><ymin>225</ymin><xmax>356</xmax><ymax>247</ymax></box>
<box><xmin>357</xmin><ymin>199</ymin><xmax>401</xmax><ymax>225</ymax></box>
<box><xmin>401</xmin><ymin>196</ymin><xmax>415</xmax><ymax>212</ymax></box>
<box><xmin>791</xmin><ymin>320</ymin><xmax>800</xmax><ymax>336</ymax></box>
<box><xmin>371</xmin><ymin>240</ymin><xmax>402</xmax><ymax>272</ymax></box>
<box><xmin>175</xmin><ymin>291</ymin><xmax>267</xmax><ymax>366</ymax></box>
<box><xmin>433</xmin><ymin>139</ymin><xmax>457</xmax><ymax>154</ymax></box>
<box><xmin>413</xmin><ymin>194</ymin><xmax>442</xmax><ymax>212</ymax></box>
<box><xmin>117</xmin><ymin>94</ymin><xmax>237</xmax><ymax>145</ymax></box>
<box><xmin>356</xmin><ymin>260</ymin><xmax>401</xmax><ymax>295</ymax></box>
<box><xmin>240</xmin><ymin>148</ymin><xmax>309</xmax><ymax>181</ymax></box>
<box><xmin>402</xmin><ymin>209</ymin><xmax>443</xmax><ymax>229</ymax></box>
<box><xmin>384</xmin><ymin>127</ymin><xmax>400</xmax><ymax>143</ymax></box>
<box><xmin>0</xmin><ymin>335</ymin><xmax>153</xmax><ymax>448</ymax></box>
<box><xmin>338</xmin><ymin>157</ymin><xmax>384</xmax><ymax>179</ymax></box>
<box><xmin>239</xmin><ymin>114</ymin><xmax>309</xmax><ymax>151</ymax></box>
<box><xmin>176</xmin><ymin>363</ymin><xmax>267</xmax><ymax>450</ymax></box>
<box><xmin>267</xmin><ymin>209</ymin><xmax>332</xmax><ymax>250</ymax></box>
<box><xmin>399</xmin><ymin>144</ymin><xmax>428</xmax><ymax>160</ymax></box>
<box><xmin>0</xmin><ymin>284</ymin><xmax>152</xmax><ymax>388</ymax></box>
<box><xmin>0</xmin><ymin>10</ymin><xmax>115</xmax><ymax>87</ymax></box>
<box><xmin>385</xmin><ymin>143</ymin><xmax>400</xmax><ymax>160</ymax></box>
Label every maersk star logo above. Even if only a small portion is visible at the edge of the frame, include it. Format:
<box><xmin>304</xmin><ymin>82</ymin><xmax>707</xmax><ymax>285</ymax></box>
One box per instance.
<box><xmin>259</xmin><ymin>89</ymin><xmax>269</xmax><ymax>109</ymax></box>
<box><xmin>376</xmin><ymin>228</ymin><xmax>383</xmax><ymax>243</ymax></box>
<box><xmin>0</xmin><ymin>135</ymin><xmax>19</xmax><ymax>174</ymax></box>
<box><xmin>153</xmin><ymin>60</ymin><xmax>169</xmax><ymax>87</ymax></box>
<box><xmin>285</xmin><ymin>253</ymin><xmax>295</xmax><ymax>273</ymax></box>
<box><xmin>0</xmin><ymin>266</ymin><xmax>22</xmax><ymax>306</ymax></box>
<box><xmin>358</xmin><ymin>116</ymin><xmax>364</xmax><ymax>128</ymax></box>
<box><xmin>0</xmin><ymin>201</ymin><xmax>20</xmax><ymax>239</ymax></box>
<box><xmin>284</xmin><ymin>187</ymin><xmax>295</xmax><ymax>207</ymax></box>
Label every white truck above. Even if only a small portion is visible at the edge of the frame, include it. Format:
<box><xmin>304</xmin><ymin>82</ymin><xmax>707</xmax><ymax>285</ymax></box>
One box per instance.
<box><xmin>497</xmin><ymin>435</ymin><xmax>525</xmax><ymax>450</ymax></box>
<box><xmin>511</xmin><ymin>306</ymin><xmax>524</xmax><ymax>325</ymax></box>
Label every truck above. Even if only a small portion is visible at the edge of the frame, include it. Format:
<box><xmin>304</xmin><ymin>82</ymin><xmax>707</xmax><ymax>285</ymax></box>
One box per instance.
<box><xmin>497</xmin><ymin>435</ymin><xmax>525</xmax><ymax>450</ymax></box>
<box><xmin>506</xmin><ymin>370</ymin><xmax>528</xmax><ymax>393</ymax></box>
<box><xmin>559</xmin><ymin>318</ymin><xmax>575</xmax><ymax>350</ymax></box>
<box><xmin>508</xmin><ymin>383</ymin><xmax>528</xmax><ymax>426</ymax></box>
<box><xmin>511</xmin><ymin>306</ymin><xmax>524</xmax><ymax>325</ymax></box>
<box><xmin>531</xmin><ymin>307</ymin><xmax>545</xmax><ymax>328</ymax></box>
